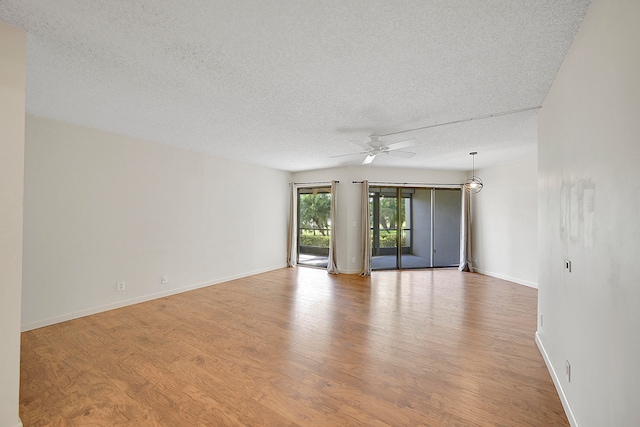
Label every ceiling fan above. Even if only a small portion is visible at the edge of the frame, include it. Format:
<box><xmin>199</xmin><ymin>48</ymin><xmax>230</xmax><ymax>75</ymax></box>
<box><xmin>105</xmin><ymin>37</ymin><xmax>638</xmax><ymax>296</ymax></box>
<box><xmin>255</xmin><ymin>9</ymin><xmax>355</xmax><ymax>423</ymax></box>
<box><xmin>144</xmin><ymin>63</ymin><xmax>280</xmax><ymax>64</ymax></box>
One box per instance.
<box><xmin>332</xmin><ymin>135</ymin><xmax>418</xmax><ymax>165</ymax></box>
<box><xmin>331</xmin><ymin>106</ymin><xmax>543</xmax><ymax>165</ymax></box>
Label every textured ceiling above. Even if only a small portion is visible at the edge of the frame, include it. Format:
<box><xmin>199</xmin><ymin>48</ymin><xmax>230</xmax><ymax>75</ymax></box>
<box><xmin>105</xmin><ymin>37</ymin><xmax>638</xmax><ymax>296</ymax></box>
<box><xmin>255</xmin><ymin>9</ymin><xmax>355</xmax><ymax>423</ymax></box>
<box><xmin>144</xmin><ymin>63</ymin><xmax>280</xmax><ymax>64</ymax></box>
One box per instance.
<box><xmin>0</xmin><ymin>0</ymin><xmax>591</xmax><ymax>172</ymax></box>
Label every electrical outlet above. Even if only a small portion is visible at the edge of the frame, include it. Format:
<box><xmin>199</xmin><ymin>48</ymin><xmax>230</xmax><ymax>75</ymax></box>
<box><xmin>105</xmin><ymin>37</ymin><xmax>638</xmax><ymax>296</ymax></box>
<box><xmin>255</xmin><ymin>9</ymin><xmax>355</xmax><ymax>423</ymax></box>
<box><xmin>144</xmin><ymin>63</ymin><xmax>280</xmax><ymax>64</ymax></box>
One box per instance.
<box><xmin>161</xmin><ymin>276</ymin><xmax>168</xmax><ymax>284</ymax></box>
<box><xmin>117</xmin><ymin>281</ymin><xmax>126</xmax><ymax>291</ymax></box>
<box><xmin>351</xmin><ymin>257</ymin><xmax>356</xmax><ymax>263</ymax></box>
<box><xmin>540</xmin><ymin>314</ymin><xmax>543</xmax><ymax>327</ymax></box>
<box><xmin>565</xmin><ymin>359</ymin><xmax>571</xmax><ymax>382</ymax></box>
<box><xmin>564</xmin><ymin>259</ymin><xmax>572</xmax><ymax>272</ymax></box>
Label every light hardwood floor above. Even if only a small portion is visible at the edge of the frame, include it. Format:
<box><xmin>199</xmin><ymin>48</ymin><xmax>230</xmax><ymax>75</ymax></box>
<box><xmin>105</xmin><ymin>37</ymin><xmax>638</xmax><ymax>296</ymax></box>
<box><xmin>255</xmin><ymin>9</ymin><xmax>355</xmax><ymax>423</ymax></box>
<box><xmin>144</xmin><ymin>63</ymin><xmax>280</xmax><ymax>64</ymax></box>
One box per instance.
<box><xmin>20</xmin><ymin>268</ymin><xmax>568</xmax><ymax>426</ymax></box>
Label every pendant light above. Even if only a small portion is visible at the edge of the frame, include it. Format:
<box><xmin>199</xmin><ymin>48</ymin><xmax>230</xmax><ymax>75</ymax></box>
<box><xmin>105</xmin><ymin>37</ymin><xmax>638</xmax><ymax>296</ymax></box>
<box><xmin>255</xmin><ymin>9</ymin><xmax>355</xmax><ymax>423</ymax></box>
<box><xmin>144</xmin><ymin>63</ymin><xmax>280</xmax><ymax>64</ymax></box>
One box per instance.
<box><xmin>464</xmin><ymin>151</ymin><xmax>483</xmax><ymax>193</ymax></box>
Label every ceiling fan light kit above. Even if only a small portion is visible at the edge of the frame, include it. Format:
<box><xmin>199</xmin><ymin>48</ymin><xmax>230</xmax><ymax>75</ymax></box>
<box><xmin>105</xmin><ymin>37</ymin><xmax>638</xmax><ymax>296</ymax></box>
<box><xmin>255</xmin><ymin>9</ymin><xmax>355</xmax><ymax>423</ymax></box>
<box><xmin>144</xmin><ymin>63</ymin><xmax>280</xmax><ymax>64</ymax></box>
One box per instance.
<box><xmin>363</xmin><ymin>154</ymin><xmax>376</xmax><ymax>164</ymax></box>
<box><xmin>464</xmin><ymin>151</ymin><xmax>483</xmax><ymax>193</ymax></box>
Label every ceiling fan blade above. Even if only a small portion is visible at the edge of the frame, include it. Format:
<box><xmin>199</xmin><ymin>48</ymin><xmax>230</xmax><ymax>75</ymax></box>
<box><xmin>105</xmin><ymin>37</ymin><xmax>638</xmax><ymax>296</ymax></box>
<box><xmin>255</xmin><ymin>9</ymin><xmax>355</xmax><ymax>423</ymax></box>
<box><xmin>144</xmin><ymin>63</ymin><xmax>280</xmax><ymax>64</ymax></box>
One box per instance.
<box><xmin>362</xmin><ymin>154</ymin><xmax>377</xmax><ymax>165</ymax></box>
<box><xmin>385</xmin><ymin>138</ymin><xmax>417</xmax><ymax>151</ymax></box>
<box><xmin>330</xmin><ymin>151</ymin><xmax>369</xmax><ymax>159</ymax></box>
<box><xmin>351</xmin><ymin>140</ymin><xmax>375</xmax><ymax>150</ymax></box>
<box><xmin>387</xmin><ymin>150</ymin><xmax>416</xmax><ymax>158</ymax></box>
<box><xmin>335</xmin><ymin>126</ymin><xmax>377</xmax><ymax>133</ymax></box>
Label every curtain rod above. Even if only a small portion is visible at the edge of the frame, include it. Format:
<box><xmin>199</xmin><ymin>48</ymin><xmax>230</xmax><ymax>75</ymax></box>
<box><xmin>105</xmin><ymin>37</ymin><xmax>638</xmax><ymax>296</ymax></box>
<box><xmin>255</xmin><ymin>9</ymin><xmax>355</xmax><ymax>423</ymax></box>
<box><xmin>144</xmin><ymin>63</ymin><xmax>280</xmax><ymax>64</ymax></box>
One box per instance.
<box><xmin>292</xmin><ymin>181</ymin><xmax>339</xmax><ymax>185</ymax></box>
<box><xmin>352</xmin><ymin>181</ymin><xmax>461</xmax><ymax>187</ymax></box>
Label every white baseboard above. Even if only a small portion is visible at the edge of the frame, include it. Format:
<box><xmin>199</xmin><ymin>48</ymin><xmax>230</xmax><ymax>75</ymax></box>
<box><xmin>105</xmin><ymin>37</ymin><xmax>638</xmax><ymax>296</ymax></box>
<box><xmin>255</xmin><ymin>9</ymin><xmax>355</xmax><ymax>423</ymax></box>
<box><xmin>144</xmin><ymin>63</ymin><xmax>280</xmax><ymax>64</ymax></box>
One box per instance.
<box><xmin>22</xmin><ymin>313</ymin><xmax>75</xmax><ymax>332</ymax></box>
<box><xmin>21</xmin><ymin>264</ymin><xmax>286</xmax><ymax>332</ymax></box>
<box><xmin>473</xmin><ymin>268</ymin><xmax>537</xmax><ymax>288</ymax></box>
<box><xmin>535</xmin><ymin>332</ymin><xmax>578</xmax><ymax>427</ymax></box>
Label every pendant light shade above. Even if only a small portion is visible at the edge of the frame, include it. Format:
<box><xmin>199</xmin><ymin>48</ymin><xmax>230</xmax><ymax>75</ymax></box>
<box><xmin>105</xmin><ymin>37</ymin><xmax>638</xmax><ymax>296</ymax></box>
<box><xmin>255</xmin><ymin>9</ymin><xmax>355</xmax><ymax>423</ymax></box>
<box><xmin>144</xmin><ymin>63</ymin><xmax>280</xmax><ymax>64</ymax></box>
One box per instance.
<box><xmin>464</xmin><ymin>151</ymin><xmax>483</xmax><ymax>193</ymax></box>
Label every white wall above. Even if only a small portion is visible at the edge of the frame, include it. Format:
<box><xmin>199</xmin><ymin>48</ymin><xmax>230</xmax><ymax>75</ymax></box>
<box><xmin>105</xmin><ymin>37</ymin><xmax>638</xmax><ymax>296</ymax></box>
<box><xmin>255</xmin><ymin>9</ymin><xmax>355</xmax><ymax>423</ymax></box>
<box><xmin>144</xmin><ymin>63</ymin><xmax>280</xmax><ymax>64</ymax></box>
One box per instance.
<box><xmin>537</xmin><ymin>0</ymin><xmax>640</xmax><ymax>425</ymax></box>
<box><xmin>0</xmin><ymin>21</ymin><xmax>26</xmax><ymax>427</ymax></box>
<box><xmin>292</xmin><ymin>166</ymin><xmax>467</xmax><ymax>273</ymax></box>
<box><xmin>471</xmin><ymin>156</ymin><xmax>538</xmax><ymax>287</ymax></box>
<box><xmin>22</xmin><ymin>116</ymin><xmax>290</xmax><ymax>331</ymax></box>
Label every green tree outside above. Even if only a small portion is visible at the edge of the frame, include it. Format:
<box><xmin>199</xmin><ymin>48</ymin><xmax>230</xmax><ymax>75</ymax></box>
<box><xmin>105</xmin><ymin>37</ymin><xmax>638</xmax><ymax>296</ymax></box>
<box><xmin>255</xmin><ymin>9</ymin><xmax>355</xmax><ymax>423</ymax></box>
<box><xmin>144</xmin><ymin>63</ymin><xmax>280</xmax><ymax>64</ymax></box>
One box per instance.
<box><xmin>299</xmin><ymin>193</ymin><xmax>331</xmax><ymax>248</ymax></box>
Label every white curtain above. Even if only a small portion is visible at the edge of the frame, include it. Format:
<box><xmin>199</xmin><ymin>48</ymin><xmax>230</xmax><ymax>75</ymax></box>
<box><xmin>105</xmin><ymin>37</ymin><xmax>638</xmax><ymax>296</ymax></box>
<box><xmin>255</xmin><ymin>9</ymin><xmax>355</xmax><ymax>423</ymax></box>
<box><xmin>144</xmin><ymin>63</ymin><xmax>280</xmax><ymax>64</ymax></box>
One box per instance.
<box><xmin>286</xmin><ymin>183</ymin><xmax>297</xmax><ymax>267</ymax></box>
<box><xmin>459</xmin><ymin>188</ymin><xmax>473</xmax><ymax>272</ymax></box>
<box><xmin>360</xmin><ymin>180</ymin><xmax>372</xmax><ymax>276</ymax></box>
<box><xmin>327</xmin><ymin>180</ymin><xmax>339</xmax><ymax>274</ymax></box>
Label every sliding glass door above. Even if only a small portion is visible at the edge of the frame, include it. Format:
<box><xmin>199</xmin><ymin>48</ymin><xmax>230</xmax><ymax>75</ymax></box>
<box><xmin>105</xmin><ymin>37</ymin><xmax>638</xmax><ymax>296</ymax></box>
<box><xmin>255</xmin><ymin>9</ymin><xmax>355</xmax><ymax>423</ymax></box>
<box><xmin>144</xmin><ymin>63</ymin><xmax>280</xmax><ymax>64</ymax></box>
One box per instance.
<box><xmin>370</xmin><ymin>186</ymin><xmax>461</xmax><ymax>270</ymax></box>
<box><xmin>297</xmin><ymin>187</ymin><xmax>331</xmax><ymax>268</ymax></box>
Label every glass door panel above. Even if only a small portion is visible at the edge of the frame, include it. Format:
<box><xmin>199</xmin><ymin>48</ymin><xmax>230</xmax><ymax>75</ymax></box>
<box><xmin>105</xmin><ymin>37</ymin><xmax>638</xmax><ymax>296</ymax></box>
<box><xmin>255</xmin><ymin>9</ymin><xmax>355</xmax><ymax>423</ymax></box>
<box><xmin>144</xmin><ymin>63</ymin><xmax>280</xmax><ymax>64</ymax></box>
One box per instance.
<box><xmin>400</xmin><ymin>187</ymin><xmax>431</xmax><ymax>269</ymax></box>
<box><xmin>433</xmin><ymin>189</ymin><xmax>462</xmax><ymax>267</ymax></box>
<box><xmin>370</xmin><ymin>187</ymin><xmax>399</xmax><ymax>270</ymax></box>
<box><xmin>297</xmin><ymin>187</ymin><xmax>331</xmax><ymax>268</ymax></box>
